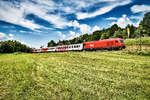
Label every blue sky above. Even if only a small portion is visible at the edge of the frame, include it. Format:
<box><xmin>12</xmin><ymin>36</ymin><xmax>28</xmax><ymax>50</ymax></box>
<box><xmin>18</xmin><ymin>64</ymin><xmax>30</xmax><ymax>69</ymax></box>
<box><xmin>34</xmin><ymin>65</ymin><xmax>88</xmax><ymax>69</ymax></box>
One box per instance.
<box><xmin>0</xmin><ymin>0</ymin><xmax>150</xmax><ymax>48</ymax></box>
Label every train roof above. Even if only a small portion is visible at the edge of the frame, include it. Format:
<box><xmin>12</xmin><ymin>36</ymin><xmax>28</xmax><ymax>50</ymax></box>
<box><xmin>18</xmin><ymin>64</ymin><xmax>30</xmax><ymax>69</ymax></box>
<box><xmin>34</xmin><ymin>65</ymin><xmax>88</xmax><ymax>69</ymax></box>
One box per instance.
<box><xmin>85</xmin><ymin>38</ymin><xmax>123</xmax><ymax>43</ymax></box>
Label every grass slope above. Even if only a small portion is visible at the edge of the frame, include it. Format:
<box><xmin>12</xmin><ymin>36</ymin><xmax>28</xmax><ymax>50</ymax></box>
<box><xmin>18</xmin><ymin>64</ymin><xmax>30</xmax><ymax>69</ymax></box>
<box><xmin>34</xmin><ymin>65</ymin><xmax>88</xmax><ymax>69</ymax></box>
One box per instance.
<box><xmin>0</xmin><ymin>52</ymin><xmax>150</xmax><ymax>100</ymax></box>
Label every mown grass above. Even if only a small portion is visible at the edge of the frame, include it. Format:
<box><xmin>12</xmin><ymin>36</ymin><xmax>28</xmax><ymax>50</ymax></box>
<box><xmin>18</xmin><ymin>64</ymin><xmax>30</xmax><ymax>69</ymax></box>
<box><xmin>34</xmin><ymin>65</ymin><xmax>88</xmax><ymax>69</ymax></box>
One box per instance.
<box><xmin>0</xmin><ymin>52</ymin><xmax>150</xmax><ymax>100</ymax></box>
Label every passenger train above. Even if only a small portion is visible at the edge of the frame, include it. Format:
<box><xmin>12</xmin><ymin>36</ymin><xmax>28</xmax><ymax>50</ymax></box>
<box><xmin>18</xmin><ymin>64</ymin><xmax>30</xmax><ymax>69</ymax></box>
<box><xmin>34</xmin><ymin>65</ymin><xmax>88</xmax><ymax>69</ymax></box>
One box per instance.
<box><xmin>33</xmin><ymin>38</ymin><xmax>125</xmax><ymax>53</ymax></box>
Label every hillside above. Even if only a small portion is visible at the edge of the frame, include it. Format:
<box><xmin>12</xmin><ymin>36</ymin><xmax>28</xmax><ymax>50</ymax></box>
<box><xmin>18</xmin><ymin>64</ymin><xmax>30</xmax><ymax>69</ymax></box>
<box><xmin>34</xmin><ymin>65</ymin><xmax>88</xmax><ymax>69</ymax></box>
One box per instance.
<box><xmin>0</xmin><ymin>52</ymin><xmax>150</xmax><ymax>100</ymax></box>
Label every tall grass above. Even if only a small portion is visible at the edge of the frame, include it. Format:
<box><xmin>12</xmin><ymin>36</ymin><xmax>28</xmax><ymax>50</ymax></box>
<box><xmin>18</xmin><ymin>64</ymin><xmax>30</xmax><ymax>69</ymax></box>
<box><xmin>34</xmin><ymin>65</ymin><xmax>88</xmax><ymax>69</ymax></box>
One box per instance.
<box><xmin>125</xmin><ymin>37</ymin><xmax>150</xmax><ymax>46</ymax></box>
<box><xmin>124</xmin><ymin>37</ymin><xmax>150</xmax><ymax>51</ymax></box>
<box><xmin>0</xmin><ymin>52</ymin><xmax>150</xmax><ymax>100</ymax></box>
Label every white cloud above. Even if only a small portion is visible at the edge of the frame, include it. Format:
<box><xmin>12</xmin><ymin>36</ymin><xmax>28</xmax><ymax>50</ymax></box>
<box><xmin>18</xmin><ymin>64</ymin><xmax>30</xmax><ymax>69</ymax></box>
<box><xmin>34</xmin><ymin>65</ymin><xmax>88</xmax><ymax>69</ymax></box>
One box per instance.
<box><xmin>21</xmin><ymin>1</ymin><xmax>71</xmax><ymax>29</ymax></box>
<box><xmin>63</xmin><ymin>0</ymin><xmax>129</xmax><ymax>12</ymax></box>
<box><xmin>69</xmin><ymin>31</ymin><xmax>75</xmax><ymax>36</ymax></box>
<box><xmin>71</xmin><ymin>20</ymin><xmax>91</xmax><ymax>34</ymax></box>
<box><xmin>0</xmin><ymin>1</ymin><xmax>43</xmax><ymax>30</ymax></box>
<box><xmin>19</xmin><ymin>30</ymin><xmax>26</xmax><ymax>33</ymax></box>
<box><xmin>0</xmin><ymin>32</ymin><xmax>14</xmax><ymax>41</ymax></box>
<box><xmin>72</xmin><ymin>20</ymin><xmax>80</xmax><ymax>28</ymax></box>
<box><xmin>63</xmin><ymin>7</ymin><xmax>75</xmax><ymax>13</ymax></box>
<box><xmin>58</xmin><ymin>24</ymin><xmax>101</xmax><ymax>40</ymax></box>
<box><xmin>92</xmin><ymin>26</ymin><xmax>100</xmax><ymax>32</ymax></box>
<box><xmin>57</xmin><ymin>31</ymin><xmax>80</xmax><ymax>40</ymax></box>
<box><xmin>8</xmin><ymin>34</ymin><xmax>14</xmax><ymax>40</ymax></box>
<box><xmin>0</xmin><ymin>0</ymin><xmax>133</xmax><ymax>31</ymax></box>
<box><xmin>131</xmin><ymin>5</ymin><xmax>150</xmax><ymax>13</ymax></box>
<box><xmin>0</xmin><ymin>0</ymin><xmax>71</xmax><ymax>30</ymax></box>
<box><xmin>79</xmin><ymin>24</ymin><xmax>91</xmax><ymax>34</ymax></box>
<box><xmin>106</xmin><ymin>17</ymin><xmax>117</xmax><ymax>20</ymax></box>
<box><xmin>57</xmin><ymin>21</ymin><xmax>101</xmax><ymax>40</ymax></box>
<box><xmin>58</xmin><ymin>31</ymin><xmax>66</xmax><ymax>40</ymax></box>
<box><xmin>68</xmin><ymin>31</ymin><xmax>80</xmax><ymax>40</ymax></box>
<box><xmin>0</xmin><ymin>32</ymin><xmax>7</xmax><ymax>38</ymax></box>
<box><xmin>111</xmin><ymin>14</ymin><xmax>133</xmax><ymax>28</ymax></box>
<box><xmin>110</xmin><ymin>14</ymin><xmax>143</xmax><ymax>27</ymax></box>
<box><xmin>130</xmin><ymin>15</ymin><xmax>144</xmax><ymax>27</ymax></box>
<box><xmin>9</xmin><ymin>34</ymin><xmax>14</xmax><ymax>37</ymax></box>
<box><xmin>77</xmin><ymin>0</ymin><xmax>131</xmax><ymax>19</ymax></box>
<box><xmin>71</xmin><ymin>20</ymin><xmax>100</xmax><ymax>34</ymax></box>
<box><xmin>130</xmin><ymin>15</ymin><xmax>143</xmax><ymax>20</ymax></box>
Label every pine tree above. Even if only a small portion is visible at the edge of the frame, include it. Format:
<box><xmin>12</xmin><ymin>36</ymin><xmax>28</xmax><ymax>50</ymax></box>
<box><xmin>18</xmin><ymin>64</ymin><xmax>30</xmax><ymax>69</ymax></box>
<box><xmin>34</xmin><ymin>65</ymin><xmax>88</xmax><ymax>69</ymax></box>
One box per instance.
<box><xmin>139</xmin><ymin>12</ymin><xmax>150</xmax><ymax>36</ymax></box>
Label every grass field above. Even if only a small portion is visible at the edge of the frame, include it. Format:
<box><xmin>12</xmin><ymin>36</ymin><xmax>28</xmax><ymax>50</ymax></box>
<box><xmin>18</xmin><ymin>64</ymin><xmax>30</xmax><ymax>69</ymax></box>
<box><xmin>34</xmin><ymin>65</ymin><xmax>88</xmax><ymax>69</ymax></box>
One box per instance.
<box><xmin>0</xmin><ymin>51</ymin><xmax>150</xmax><ymax>100</ymax></box>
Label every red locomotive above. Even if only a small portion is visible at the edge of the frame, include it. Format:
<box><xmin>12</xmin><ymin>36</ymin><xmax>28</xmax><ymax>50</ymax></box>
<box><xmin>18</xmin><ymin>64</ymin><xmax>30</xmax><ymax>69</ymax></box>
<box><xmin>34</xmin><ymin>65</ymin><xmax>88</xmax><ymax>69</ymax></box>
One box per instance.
<box><xmin>84</xmin><ymin>38</ymin><xmax>125</xmax><ymax>51</ymax></box>
<box><xmin>33</xmin><ymin>38</ymin><xmax>125</xmax><ymax>53</ymax></box>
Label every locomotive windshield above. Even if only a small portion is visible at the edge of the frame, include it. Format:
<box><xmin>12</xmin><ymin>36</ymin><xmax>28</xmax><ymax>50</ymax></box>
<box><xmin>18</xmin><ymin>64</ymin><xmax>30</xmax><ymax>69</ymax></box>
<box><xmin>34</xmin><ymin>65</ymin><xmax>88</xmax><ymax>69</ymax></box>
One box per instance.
<box><xmin>120</xmin><ymin>40</ymin><xmax>124</xmax><ymax>43</ymax></box>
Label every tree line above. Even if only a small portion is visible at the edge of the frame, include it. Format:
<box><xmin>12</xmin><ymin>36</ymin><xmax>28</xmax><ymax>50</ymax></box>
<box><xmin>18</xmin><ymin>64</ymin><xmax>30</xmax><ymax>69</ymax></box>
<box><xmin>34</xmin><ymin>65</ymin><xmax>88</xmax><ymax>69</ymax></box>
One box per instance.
<box><xmin>0</xmin><ymin>40</ymin><xmax>32</xmax><ymax>53</ymax></box>
<box><xmin>48</xmin><ymin>12</ymin><xmax>150</xmax><ymax>47</ymax></box>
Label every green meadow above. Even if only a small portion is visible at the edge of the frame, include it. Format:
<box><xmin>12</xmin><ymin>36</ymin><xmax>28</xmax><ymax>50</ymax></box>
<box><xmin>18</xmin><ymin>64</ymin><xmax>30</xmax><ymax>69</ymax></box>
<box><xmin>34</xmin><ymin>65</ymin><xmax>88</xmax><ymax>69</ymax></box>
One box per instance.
<box><xmin>0</xmin><ymin>51</ymin><xmax>150</xmax><ymax>100</ymax></box>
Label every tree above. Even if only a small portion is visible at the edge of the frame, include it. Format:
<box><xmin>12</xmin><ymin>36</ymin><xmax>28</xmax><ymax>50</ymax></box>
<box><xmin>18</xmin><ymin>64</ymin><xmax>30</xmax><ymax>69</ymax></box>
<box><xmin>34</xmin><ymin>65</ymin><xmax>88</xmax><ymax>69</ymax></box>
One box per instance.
<box><xmin>47</xmin><ymin>40</ymin><xmax>57</xmax><ymax>47</ymax></box>
<box><xmin>113</xmin><ymin>29</ymin><xmax>123</xmax><ymax>38</ymax></box>
<box><xmin>92</xmin><ymin>31</ymin><xmax>101</xmax><ymax>41</ymax></box>
<box><xmin>109</xmin><ymin>24</ymin><xmax>120</xmax><ymax>37</ymax></box>
<box><xmin>125</xmin><ymin>24</ymin><xmax>137</xmax><ymax>38</ymax></box>
<box><xmin>0</xmin><ymin>40</ymin><xmax>32</xmax><ymax>53</ymax></box>
<box><xmin>100</xmin><ymin>31</ymin><xmax>110</xmax><ymax>40</ymax></box>
<box><xmin>122</xmin><ymin>29</ymin><xmax>128</xmax><ymax>39</ymax></box>
<box><xmin>139</xmin><ymin>12</ymin><xmax>150</xmax><ymax>36</ymax></box>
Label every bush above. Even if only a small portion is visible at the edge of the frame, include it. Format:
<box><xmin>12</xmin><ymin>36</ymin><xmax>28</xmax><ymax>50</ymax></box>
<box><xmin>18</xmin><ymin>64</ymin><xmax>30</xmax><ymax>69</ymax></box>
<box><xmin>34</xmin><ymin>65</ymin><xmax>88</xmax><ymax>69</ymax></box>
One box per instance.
<box><xmin>0</xmin><ymin>40</ymin><xmax>32</xmax><ymax>53</ymax></box>
<box><xmin>124</xmin><ymin>50</ymin><xmax>150</xmax><ymax>56</ymax></box>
